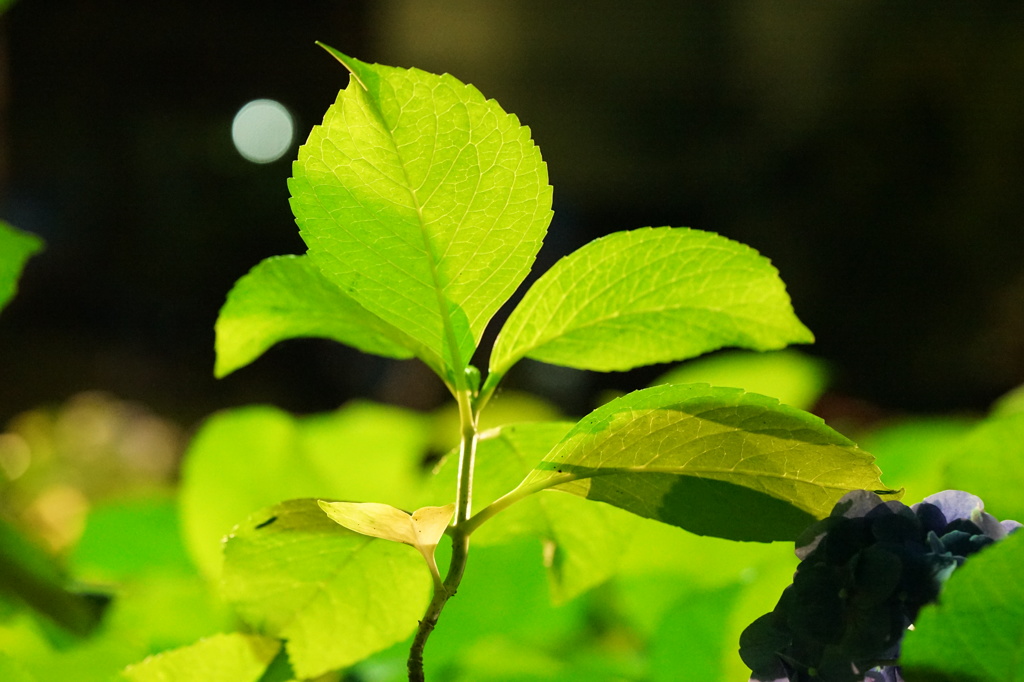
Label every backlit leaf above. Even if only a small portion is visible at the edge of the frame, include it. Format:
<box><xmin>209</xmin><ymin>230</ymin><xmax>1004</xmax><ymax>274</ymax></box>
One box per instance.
<box><xmin>939</xmin><ymin>411</ymin><xmax>1024</xmax><ymax>523</ymax></box>
<box><xmin>489</xmin><ymin>227</ymin><xmax>813</xmax><ymax>378</ymax></box>
<box><xmin>179</xmin><ymin>402</ymin><xmax>430</xmax><ymax>579</ymax></box>
<box><xmin>0</xmin><ymin>221</ymin><xmax>43</xmax><ymax>315</ymax></box>
<box><xmin>118</xmin><ymin>633</ymin><xmax>280</xmax><ymax>682</ymax></box>
<box><xmin>900</xmin><ymin>530</ymin><xmax>1024</xmax><ymax>682</ymax></box>
<box><xmin>515</xmin><ymin>384</ymin><xmax>897</xmax><ymax>542</ymax></box>
<box><xmin>222</xmin><ymin>499</ymin><xmax>430</xmax><ymax>678</ymax></box>
<box><xmin>214</xmin><ymin>255</ymin><xmax>419</xmax><ymax>378</ymax></box>
<box><xmin>0</xmin><ymin>652</ymin><xmax>38</xmax><ymax>682</ymax></box>
<box><xmin>858</xmin><ymin>416</ymin><xmax>976</xmax><ymax>508</ymax></box>
<box><xmin>288</xmin><ymin>46</ymin><xmax>552</xmax><ymax>380</ymax></box>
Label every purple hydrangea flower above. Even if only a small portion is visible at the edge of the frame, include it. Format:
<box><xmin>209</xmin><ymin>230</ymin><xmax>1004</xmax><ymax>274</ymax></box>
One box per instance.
<box><xmin>740</xmin><ymin>490</ymin><xmax>1018</xmax><ymax>682</ymax></box>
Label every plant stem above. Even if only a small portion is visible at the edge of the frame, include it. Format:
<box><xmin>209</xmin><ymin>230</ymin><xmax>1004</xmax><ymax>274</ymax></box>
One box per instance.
<box><xmin>462</xmin><ymin>472</ymin><xmax>574</xmax><ymax>536</ymax></box>
<box><xmin>407</xmin><ymin>388</ymin><xmax>478</xmax><ymax>681</ymax></box>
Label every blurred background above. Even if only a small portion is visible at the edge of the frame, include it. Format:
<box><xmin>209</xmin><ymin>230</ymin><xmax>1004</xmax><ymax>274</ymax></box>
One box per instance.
<box><xmin>3</xmin><ymin>1</ymin><xmax>1024</xmax><ymax>425</ymax></box>
<box><xmin>2</xmin><ymin>3</ymin><xmax>1024</xmax><ymax>679</ymax></box>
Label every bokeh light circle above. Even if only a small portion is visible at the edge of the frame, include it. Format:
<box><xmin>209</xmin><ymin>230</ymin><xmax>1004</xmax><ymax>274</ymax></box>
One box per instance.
<box><xmin>231</xmin><ymin>99</ymin><xmax>294</xmax><ymax>164</ymax></box>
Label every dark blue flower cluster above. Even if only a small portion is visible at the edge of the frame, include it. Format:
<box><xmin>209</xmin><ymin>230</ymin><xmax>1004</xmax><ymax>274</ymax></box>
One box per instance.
<box><xmin>740</xmin><ymin>490</ymin><xmax>1020</xmax><ymax>682</ymax></box>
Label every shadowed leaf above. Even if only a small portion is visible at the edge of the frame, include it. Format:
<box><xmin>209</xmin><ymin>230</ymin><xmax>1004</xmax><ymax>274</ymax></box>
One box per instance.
<box><xmin>515</xmin><ymin>384</ymin><xmax>897</xmax><ymax>542</ymax></box>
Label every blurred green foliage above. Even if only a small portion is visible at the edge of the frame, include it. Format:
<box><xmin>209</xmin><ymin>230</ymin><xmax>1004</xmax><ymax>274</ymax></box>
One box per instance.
<box><xmin>1</xmin><ymin>350</ymin><xmax>1022</xmax><ymax>679</ymax></box>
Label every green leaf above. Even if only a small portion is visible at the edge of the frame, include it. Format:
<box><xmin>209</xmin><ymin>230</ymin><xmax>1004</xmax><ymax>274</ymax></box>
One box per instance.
<box><xmin>221</xmin><ymin>499</ymin><xmax>431</xmax><ymax>678</ymax></box>
<box><xmin>648</xmin><ymin>583</ymin><xmax>744</xmax><ymax>682</ymax></box>
<box><xmin>118</xmin><ymin>633</ymin><xmax>281</xmax><ymax>682</ymax></box>
<box><xmin>71</xmin><ymin>496</ymin><xmax>195</xmax><ymax>581</ymax></box>
<box><xmin>991</xmin><ymin>382</ymin><xmax>1024</xmax><ymax>417</ymax></box>
<box><xmin>513</xmin><ymin>384</ymin><xmax>896</xmax><ymax>542</ymax></box>
<box><xmin>614</xmin><ymin>529</ymin><xmax>798</xmax><ymax>678</ymax></box>
<box><xmin>70</xmin><ymin>497</ymin><xmax>234</xmax><ymax>653</ymax></box>
<box><xmin>214</xmin><ymin>255</ymin><xmax>419</xmax><ymax>378</ymax></box>
<box><xmin>651</xmin><ymin>349</ymin><xmax>828</xmax><ymax>411</ymax></box>
<box><xmin>179</xmin><ymin>401</ymin><xmax>430</xmax><ymax>579</ymax></box>
<box><xmin>0</xmin><ymin>221</ymin><xmax>43</xmax><ymax>315</ymax></box>
<box><xmin>419</xmin><ymin>536</ymin><xmax>587</xmax><ymax>680</ymax></box>
<box><xmin>489</xmin><ymin>227</ymin><xmax>813</xmax><ymax>378</ymax></box>
<box><xmin>939</xmin><ymin>411</ymin><xmax>1024</xmax><ymax>523</ymax></box>
<box><xmin>0</xmin><ymin>611</ymin><xmax>144</xmax><ymax>682</ymax></box>
<box><xmin>288</xmin><ymin>46</ymin><xmax>552</xmax><ymax>381</ymax></box>
<box><xmin>900</xmin><ymin>530</ymin><xmax>1024</xmax><ymax>682</ymax></box>
<box><xmin>0</xmin><ymin>652</ymin><xmax>38</xmax><ymax>682</ymax></box>
<box><xmin>858</xmin><ymin>416</ymin><xmax>976</xmax><ymax>509</ymax></box>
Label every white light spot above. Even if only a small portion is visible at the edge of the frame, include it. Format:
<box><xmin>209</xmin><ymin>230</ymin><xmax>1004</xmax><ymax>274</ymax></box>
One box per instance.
<box><xmin>231</xmin><ymin>99</ymin><xmax>294</xmax><ymax>164</ymax></box>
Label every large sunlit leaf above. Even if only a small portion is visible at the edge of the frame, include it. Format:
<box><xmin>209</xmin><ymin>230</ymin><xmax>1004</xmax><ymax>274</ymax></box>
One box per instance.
<box><xmin>0</xmin><ymin>221</ymin><xmax>43</xmax><ymax>314</ymax></box>
<box><xmin>288</xmin><ymin>45</ymin><xmax>552</xmax><ymax>379</ymax></box>
<box><xmin>900</xmin><ymin>530</ymin><xmax>1024</xmax><ymax>682</ymax></box>
<box><xmin>221</xmin><ymin>499</ymin><xmax>430</xmax><ymax>678</ymax></box>
<box><xmin>214</xmin><ymin>255</ymin><xmax>419</xmax><ymax>378</ymax></box>
<box><xmin>489</xmin><ymin>227</ymin><xmax>813</xmax><ymax>378</ymax></box>
<box><xmin>118</xmin><ymin>633</ymin><xmax>281</xmax><ymax>682</ymax></box>
<box><xmin>179</xmin><ymin>401</ymin><xmax>430</xmax><ymax>578</ymax></box>
<box><xmin>514</xmin><ymin>384</ymin><xmax>897</xmax><ymax>542</ymax></box>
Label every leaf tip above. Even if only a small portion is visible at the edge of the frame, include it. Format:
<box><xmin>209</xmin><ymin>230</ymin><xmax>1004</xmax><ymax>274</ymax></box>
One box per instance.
<box><xmin>315</xmin><ymin>41</ymin><xmax>368</xmax><ymax>91</ymax></box>
<box><xmin>212</xmin><ymin>356</ymin><xmax>233</xmax><ymax>380</ymax></box>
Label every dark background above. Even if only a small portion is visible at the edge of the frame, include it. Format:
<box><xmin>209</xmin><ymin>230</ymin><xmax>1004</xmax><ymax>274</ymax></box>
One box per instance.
<box><xmin>2</xmin><ymin>1</ymin><xmax>1023</xmax><ymax>426</ymax></box>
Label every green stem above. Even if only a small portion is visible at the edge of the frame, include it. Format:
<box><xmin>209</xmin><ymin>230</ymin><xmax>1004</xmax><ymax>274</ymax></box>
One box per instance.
<box><xmin>407</xmin><ymin>389</ymin><xmax>478</xmax><ymax>681</ymax></box>
<box><xmin>462</xmin><ymin>473</ymin><xmax>573</xmax><ymax>537</ymax></box>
